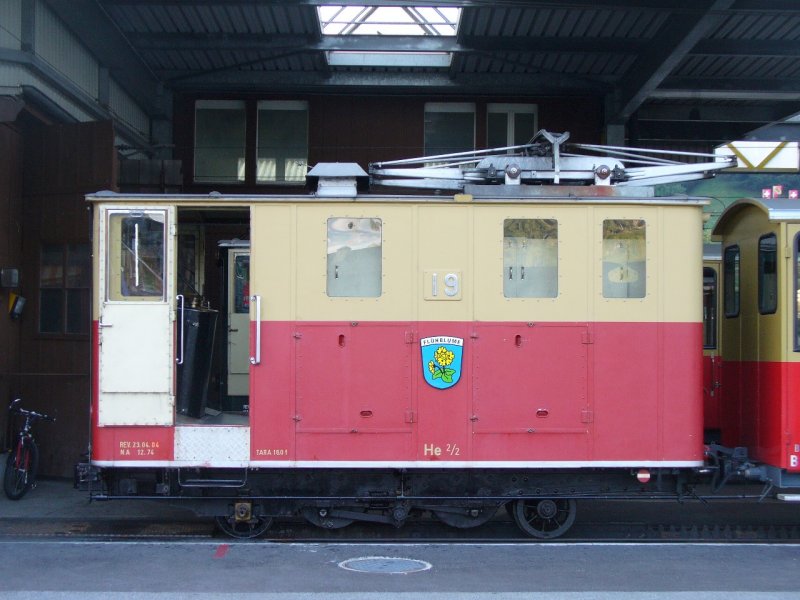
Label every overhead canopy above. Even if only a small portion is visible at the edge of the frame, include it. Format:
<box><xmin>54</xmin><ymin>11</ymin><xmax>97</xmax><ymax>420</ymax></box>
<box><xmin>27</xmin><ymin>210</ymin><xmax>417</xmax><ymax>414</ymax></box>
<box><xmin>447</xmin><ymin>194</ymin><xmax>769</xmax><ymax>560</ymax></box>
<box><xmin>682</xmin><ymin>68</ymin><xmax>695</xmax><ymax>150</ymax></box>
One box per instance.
<box><xmin>45</xmin><ymin>0</ymin><xmax>800</xmax><ymax>146</ymax></box>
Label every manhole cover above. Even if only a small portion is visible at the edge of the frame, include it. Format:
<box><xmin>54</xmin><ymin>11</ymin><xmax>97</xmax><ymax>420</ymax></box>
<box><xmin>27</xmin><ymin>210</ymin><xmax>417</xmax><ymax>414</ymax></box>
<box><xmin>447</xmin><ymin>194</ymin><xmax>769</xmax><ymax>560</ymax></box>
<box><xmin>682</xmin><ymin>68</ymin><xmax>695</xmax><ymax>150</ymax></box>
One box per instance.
<box><xmin>338</xmin><ymin>557</ymin><xmax>432</xmax><ymax>574</ymax></box>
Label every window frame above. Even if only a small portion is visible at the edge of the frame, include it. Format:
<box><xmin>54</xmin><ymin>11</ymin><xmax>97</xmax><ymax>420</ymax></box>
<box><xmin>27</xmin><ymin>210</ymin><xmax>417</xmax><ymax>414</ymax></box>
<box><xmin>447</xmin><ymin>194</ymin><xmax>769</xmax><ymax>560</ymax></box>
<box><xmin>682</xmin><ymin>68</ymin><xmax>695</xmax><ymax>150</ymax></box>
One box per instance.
<box><xmin>326</xmin><ymin>217</ymin><xmax>383</xmax><ymax>298</ymax></box>
<box><xmin>703</xmin><ymin>266</ymin><xmax>718</xmax><ymax>349</ymax></box>
<box><xmin>795</xmin><ymin>233</ymin><xmax>800</xmax><ymax>351</ymax></box>
<box><xmin>502</xmin><ymin>218</ymin><xmax>558</xmax><ymax>299</ymax></box>
<box><xmin>423</xmin><ymin>102</ymin><xmax>476</xmax><ymax>158</ymax></box>
<box><xmin>758</xmin><ymin>233</ymin><xmax>778</xmax><ymax>315</ymax></box>
<box><xmin>38</xmin><ymin>242</ymin><xmax>91</xmax><ymax>337</ymax></box>
<box><xmin>106</xmin><ymin>209</ymin><xmax>168</xmax><ymax>303</ymax></box>
<box><xmin>256</xmin><ymin>100</ymin><xmax>309</xmax><ymax>185</ymax></box>
<box><xmin>193</xmin><ymin>99</ymin><xmax>247</xmax><ymax>184</ymax></box>
<box><xmin>723</xmin><ymin>245</ymin><xmax>741</xmax><ymax>318</ymax></box>
<box><xmin>601</xmin><ymin>219</ymin><xmax>647</xmax><ymax>299</ymax></box>
<box><xmin>487</xmin><ymin>103</ymin><xmax>538</xmax><ymax>150</ymax></box>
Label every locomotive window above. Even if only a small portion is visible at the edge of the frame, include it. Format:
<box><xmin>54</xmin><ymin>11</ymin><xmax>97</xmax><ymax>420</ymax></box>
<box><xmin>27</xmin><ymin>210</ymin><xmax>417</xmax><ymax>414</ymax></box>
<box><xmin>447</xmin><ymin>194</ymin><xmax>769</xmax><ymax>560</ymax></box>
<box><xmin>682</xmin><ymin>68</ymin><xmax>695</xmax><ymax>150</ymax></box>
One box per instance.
<box><xmin>503</xmin><ymin>218</ymin><xmax>558</xmax><ymax>298</ymax></box>
<box><xmin>602</xmin><ymin>220</ymin><xmax>646</xmax><ymax>299</ymax></box>
<box><xmin>795</xmin><ymin>234</ymin><xmax>800</xmax><ymax>351</ymax></box>
<box><xmin>723</xmin><ymin>245</ymin><xmax>740</xmax><ymax>318</ymax></box>
<box><xmin>758</xmin><ymin>234</ymin><xmax>778</xmax><ymax>315</ymax></box>
<box><xmin>703</xmin><ymin>267</ymin><xmax>717</xmax><ymax>349</ymax></box>
<box><xmin>108</xmin><ymin>211</ymin><xmax>166</xmax><ymax>301</ymax></box>
<box><xmin>327</xmin><ymin>218</ymin><xmax>382</xmax><ymax>297</ymax></box>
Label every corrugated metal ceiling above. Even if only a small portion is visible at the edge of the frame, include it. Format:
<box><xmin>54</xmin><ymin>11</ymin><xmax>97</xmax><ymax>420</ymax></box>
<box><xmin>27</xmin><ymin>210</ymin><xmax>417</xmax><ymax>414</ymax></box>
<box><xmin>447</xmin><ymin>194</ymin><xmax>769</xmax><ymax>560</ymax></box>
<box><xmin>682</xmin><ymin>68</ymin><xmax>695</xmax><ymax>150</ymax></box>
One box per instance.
<box><xmin>44</xmin><ymin>0</ymin><xmax>800</xmax><ymax>145</ymax></box>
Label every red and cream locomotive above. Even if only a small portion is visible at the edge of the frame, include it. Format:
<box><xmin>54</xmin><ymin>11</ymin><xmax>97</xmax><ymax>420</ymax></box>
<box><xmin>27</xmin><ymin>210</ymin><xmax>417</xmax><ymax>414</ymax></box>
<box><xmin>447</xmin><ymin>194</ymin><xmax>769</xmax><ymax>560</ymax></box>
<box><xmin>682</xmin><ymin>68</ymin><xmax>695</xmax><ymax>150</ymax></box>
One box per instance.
<box><xmin>79</xmin><ymin>132</ymin><xmax>798</xmax><ymax>538</ymax></box>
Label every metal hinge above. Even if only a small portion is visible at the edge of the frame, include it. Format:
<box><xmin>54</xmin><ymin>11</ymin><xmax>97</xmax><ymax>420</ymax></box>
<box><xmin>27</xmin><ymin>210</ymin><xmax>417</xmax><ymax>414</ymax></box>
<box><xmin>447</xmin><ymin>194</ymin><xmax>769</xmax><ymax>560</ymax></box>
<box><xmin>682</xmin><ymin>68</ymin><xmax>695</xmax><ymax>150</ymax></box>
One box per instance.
<box><xmin>405</xmin><ymin>331</ymin><xmax>415</xmax><ymax>344</ymax></box>
<box><xmin>581</xmin><ymin>408</ymin><xmax>593</xmax><ymax>423</ymax></box>
<box><xmin>582</xmin><ymin>331</ymin><xmax>593</xmax><ymax>345</ymax></box>
<box><xmin>405</xmin><ymin>410</ymin><xmax>415</xmax><ymax>423</ymax></box>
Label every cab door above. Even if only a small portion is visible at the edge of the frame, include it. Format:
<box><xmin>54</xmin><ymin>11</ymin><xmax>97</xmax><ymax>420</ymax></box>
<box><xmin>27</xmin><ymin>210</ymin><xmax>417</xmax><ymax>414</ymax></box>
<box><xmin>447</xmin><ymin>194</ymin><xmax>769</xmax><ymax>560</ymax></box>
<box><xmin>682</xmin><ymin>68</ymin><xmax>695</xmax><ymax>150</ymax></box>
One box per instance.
<box><xmin>226</xmin><ymin>248</ymin><xmax>251</xmax><ymax>401</ymax></box>
<box><xmin>97</xmin><ymin>207</ymin><xmax>175</xmax><ymax>426</ymax></box>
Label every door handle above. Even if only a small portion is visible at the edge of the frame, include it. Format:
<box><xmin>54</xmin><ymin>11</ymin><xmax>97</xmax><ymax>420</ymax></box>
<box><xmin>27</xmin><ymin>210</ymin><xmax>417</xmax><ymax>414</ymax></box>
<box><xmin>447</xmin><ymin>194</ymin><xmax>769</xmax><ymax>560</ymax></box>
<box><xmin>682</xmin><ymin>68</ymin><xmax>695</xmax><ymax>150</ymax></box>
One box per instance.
<box><xmin>250</xmin><ymin>295</ymin><xmax>261</xmax><ymax>365</ymax></box>
<box><xmin>176</xmin><ymin>294</ymin><xmax>185</xmax><ymax>365</ymax></box>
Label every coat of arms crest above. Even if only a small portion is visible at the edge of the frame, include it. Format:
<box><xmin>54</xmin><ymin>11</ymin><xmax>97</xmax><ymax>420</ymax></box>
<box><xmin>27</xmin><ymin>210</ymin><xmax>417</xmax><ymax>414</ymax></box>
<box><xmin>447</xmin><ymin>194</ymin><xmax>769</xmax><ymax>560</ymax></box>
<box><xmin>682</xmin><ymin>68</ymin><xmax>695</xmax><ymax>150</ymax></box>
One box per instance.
<box><xmin>421</xmin><ymin>336</ymin><xmax>463</xmax><ymax>389</ymax></box>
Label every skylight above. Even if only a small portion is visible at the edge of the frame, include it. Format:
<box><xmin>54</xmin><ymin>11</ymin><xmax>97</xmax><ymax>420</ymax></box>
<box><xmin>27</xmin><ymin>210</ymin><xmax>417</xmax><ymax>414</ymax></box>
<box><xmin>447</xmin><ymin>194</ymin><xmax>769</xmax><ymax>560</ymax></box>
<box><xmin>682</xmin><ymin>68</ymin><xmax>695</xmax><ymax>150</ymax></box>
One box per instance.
<box><xmin>318</xmin><ymin>5</ymin><xmax>461</xmax><ymax>36</ymax></box>
<box><xmin>318</xmin><ymin>5</ymin><xmax>461</xmax><ymax>68</ymax></box>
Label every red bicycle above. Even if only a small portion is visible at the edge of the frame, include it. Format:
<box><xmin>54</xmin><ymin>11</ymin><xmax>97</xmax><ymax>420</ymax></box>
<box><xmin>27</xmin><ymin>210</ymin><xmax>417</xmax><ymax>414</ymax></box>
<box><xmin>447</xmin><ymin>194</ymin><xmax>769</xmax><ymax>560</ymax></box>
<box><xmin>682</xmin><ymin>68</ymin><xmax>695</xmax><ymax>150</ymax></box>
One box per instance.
<box><xmin>3</xmin><ymin>398</ymin><xmax>54</xmax><ymax>500</ymax></box>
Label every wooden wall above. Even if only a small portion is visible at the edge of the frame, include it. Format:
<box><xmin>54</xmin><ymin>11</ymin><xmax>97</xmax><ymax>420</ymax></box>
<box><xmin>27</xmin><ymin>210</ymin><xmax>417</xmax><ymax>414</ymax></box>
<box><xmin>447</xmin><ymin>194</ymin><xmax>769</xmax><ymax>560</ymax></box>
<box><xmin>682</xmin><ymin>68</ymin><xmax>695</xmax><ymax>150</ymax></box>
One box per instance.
<box><xmin>0</xmin><ymin>123</ymin><xmax>23</xmax><ymax>451</ymax></box>
<box><xmin>173</xmin><ymin>93</ymin><xmax>603</xmax><ymax>193</ymax></box>
<box><xmin>7</xmin><ymin>118</ymin><xmax>116</xmax><ymax>477</ymax></box>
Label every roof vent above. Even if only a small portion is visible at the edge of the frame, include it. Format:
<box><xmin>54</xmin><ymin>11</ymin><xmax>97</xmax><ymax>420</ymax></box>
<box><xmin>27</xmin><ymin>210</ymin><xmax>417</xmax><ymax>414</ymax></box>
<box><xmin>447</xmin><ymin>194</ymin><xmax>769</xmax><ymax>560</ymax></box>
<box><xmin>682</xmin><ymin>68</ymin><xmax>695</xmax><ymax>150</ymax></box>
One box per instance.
<box><xmin>307</xmin><ymin>163</ymin><xmax>368</xmax><ymax>197</ymax></box>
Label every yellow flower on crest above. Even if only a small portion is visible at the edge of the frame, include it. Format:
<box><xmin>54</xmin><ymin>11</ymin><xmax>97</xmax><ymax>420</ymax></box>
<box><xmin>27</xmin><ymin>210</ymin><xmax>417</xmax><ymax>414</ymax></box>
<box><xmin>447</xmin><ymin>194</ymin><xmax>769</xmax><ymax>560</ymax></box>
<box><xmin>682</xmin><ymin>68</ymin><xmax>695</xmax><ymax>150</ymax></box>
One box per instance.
<box><xmin>434</xmin><ymin>346</ymin><xmax>454</xmax><ymax>367</ymax></box>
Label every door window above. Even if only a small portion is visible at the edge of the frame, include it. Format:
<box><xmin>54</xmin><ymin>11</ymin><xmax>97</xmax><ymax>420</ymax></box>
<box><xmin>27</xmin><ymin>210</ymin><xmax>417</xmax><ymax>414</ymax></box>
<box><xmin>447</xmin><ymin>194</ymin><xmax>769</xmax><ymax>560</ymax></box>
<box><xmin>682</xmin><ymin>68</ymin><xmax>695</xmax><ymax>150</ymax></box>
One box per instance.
<box><xmin>107</xmin><ymin>211</ymin><xmax>166</xmax><ymax>302</ymax></box>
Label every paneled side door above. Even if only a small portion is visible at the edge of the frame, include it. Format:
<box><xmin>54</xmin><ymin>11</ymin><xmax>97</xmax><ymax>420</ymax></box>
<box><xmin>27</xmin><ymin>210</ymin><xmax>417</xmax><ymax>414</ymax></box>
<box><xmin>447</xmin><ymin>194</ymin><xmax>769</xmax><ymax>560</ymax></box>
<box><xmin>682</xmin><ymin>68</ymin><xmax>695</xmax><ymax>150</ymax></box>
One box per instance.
<box><xmin>98</xmin><ymin>207</ymin><xmax>175</xmax><ymax>426</ymax></box>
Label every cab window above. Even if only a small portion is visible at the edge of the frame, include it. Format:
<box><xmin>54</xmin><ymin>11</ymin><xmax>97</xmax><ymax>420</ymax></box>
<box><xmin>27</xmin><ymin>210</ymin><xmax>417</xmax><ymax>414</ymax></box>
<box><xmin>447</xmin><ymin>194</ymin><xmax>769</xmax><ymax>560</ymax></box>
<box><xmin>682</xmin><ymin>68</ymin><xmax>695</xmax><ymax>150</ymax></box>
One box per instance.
<box><xmin>758</xmin><ymin>234</ymin><xmax>777</xmax><ymax>315</ymax></box>
<box><xmin>703</xmin><ymin>267</ymin><xmax>717</xmax><ymax>349</ymax></box>
<box><xmin>602</xmin><ymin>219</ymin><xmax>646</xmax><ymax>298</ymax></box>
<box><xmin>503</xmin><ymin>218</ymin><xmax>558</xmax><ymax>298</ymax></box>
<box><xmin>795</xmin><ymin>234</ymin><xmax>800</xmax><ymax>351</ymax></box>
<box><xmin>326</xmin><ymin>218</ymin><xmax>382</xmax><ymax>297</ymax></box>
<box><xmin>723</xmin><ymin>245</ymin><xmax>740</xmax><ymax>318</ymax></box>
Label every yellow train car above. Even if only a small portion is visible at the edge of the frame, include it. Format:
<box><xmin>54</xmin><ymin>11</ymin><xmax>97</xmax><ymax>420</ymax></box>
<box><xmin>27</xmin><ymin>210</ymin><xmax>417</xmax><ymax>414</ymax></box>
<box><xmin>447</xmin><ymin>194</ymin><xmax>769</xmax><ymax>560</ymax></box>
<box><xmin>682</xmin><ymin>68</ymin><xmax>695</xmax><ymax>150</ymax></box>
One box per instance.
<box><xmin>703</xmin><ymin>243</ymin><xmax>723</xmax><ymax>438</ymax></box>
<box><xmin>712</xmin><ymin>198</ymin><xmax>800</xmax><ymax>487</ymax></box>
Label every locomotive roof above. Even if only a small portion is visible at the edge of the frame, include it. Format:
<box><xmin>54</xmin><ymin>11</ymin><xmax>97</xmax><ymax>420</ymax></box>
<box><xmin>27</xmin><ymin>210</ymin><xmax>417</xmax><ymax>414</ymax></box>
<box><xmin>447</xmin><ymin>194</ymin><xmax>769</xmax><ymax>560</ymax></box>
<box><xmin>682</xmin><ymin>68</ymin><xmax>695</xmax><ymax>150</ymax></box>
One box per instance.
<box><xmin>713</xmin><ymin>198</ymin><xmax>800</xmax><ymax>236</ymax></box>
<box><xmin>86</xmin><ymin>190</ymin><xmax>710</xmax><ymax>207</ymax></box>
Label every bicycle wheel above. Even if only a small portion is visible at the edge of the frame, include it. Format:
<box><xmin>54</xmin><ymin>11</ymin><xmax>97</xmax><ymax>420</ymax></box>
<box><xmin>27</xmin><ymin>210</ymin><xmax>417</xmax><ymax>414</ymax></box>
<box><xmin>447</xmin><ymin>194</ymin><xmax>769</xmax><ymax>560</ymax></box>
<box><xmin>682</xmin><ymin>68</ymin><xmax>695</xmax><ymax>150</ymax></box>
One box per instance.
<box><xmin>3</xmin><ymin>440</ymin><xmax>39</xmax><ymax>500</ymax></box>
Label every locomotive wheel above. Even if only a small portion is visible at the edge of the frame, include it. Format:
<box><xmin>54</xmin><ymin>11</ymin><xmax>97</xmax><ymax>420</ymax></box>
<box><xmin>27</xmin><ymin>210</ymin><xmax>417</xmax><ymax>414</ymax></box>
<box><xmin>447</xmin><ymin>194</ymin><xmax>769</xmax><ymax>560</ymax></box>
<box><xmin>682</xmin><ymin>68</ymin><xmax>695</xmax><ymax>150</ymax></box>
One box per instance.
<box><xmin>215</xmin><ymin>515</ymin><xmax>273</xmax><ymax>539</ymax></box>
<box><xmin>512</xmin><ymin>498</ymin><xmax>577</xmax><ymax>539</ymax></box>
<box><xmin>434</xmin><ymin>505</ymin><xmax>498</xmax><ymax>529</ymax></box>
<box><xmin>301</xmin><ymin>506</ymin><xmax>363</xmax><ymax>529</ymax></box>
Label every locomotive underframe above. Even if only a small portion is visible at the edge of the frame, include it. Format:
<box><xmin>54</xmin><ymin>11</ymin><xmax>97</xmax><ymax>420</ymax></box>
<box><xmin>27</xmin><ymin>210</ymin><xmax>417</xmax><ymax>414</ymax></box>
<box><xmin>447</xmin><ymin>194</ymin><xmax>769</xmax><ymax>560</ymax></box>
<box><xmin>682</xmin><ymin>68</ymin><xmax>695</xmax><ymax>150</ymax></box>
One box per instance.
<box><xmin>89</xmin><ymin>466</ymin><xmax>703</xmax><ymax>518</ymax></box>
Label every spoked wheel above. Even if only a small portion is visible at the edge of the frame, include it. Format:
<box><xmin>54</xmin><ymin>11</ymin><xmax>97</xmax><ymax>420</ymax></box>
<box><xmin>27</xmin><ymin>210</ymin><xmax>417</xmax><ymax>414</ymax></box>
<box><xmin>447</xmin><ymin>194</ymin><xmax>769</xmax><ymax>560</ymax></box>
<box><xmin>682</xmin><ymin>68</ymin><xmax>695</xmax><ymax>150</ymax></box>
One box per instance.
<box><xmin>511</xmin><ymin>498</ymin><xmax>577</xmax><ymax>539</ymax></box>
<box><xmin>3</xmin><ymin>441</ymin><xmax>39</xmax><ymax>501</ymax></box>
<box><xmin>215</xmin><ymin>515</ymin><xmax>273</xmax><ymax>539</ymax></box>
<box><xmin>434</xmin><ymin>505</ymin><xmax>498</xmax><ymax>529</ymax></box>
<box><xmin>301</xmin><ymin>506</ymin><xmax>364</xmax><ymax>529</ymax></box>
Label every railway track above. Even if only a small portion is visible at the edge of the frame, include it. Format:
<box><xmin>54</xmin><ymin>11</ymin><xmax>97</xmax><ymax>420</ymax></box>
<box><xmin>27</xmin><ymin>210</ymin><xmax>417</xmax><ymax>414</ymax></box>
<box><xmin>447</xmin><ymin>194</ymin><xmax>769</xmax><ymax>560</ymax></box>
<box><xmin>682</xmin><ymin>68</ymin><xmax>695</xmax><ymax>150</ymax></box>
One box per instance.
<box><xmin>2</xmin><ymin>511</ymin><xmax>799</xmax><ymax>543</ymax></box>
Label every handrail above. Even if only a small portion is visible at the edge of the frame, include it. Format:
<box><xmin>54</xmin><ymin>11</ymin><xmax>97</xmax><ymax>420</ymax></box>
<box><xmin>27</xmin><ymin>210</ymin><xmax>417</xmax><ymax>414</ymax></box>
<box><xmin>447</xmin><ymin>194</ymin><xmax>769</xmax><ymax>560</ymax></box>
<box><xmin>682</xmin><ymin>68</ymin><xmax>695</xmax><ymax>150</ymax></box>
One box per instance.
<box><xmin>250</xmin><ymin>294</ymin><xmax>261</xmax><ymax>366</ymax></box>
<box><xmin>176</xmin><ymin>294</ymin><xmax>185</xmax><ymax>365</ymax></box>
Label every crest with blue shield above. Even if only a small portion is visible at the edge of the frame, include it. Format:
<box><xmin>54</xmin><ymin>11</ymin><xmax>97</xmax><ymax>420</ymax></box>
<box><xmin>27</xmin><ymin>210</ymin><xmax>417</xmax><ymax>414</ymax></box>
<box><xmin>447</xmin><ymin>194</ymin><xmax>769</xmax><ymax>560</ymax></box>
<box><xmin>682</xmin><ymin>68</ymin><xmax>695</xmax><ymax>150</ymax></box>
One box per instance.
<box><xmin>421</xmin><ymin>336</ymin><xmax>464</xmax><ymax>389</ymax></box>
